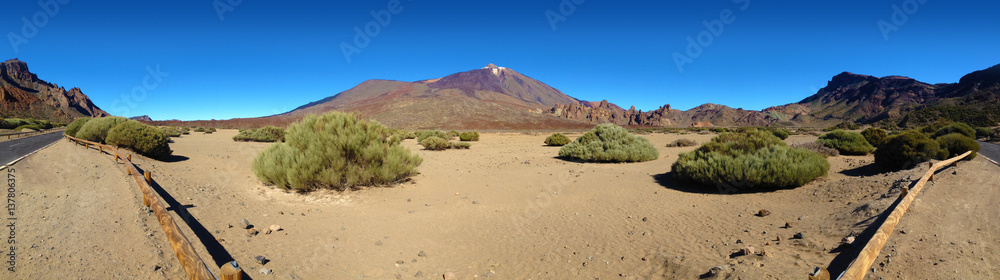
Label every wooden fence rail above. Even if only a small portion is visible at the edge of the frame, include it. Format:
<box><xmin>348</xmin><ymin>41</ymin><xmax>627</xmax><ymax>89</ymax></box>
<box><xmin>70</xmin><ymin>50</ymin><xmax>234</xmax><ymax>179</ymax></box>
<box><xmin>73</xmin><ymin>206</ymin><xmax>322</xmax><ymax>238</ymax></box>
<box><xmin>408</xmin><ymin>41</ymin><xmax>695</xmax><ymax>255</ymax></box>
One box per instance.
<box><xmin>64</xmin><ymin>135</ymin><xmax>237</xmax><ymax>280</ymax></box>
<box><xmin>2</xmin><ymin>128</ymin><xmax>56</xmax><ymax>139</ymax></box>
<box><xmin>815</xmin><ymin>150</ymin><xmax>973</xmax><ymax>280</ymax></box>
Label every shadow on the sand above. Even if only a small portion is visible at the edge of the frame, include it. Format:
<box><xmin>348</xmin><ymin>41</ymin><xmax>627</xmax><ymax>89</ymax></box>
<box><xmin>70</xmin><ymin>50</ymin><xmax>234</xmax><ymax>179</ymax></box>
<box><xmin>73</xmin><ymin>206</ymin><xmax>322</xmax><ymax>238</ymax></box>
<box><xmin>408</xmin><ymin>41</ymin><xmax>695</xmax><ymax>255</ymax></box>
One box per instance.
<box><xmin>651</xmin><ymin>172</ymin><xmax>790</xmax><ymax>195</ymax></box>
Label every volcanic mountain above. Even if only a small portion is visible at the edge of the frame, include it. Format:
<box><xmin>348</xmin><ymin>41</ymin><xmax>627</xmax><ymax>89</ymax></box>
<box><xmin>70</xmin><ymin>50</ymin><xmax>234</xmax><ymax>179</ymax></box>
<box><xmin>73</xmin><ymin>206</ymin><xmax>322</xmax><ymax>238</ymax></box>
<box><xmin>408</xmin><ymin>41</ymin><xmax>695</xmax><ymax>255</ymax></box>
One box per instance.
<box><xmin>1</xmin><ymin>58</ymin><xmax>109</xmax><ymax>121</ymax></box>
<box><xmin>279</xmin><ymin>64</ymin><xmax>591</xmax><ymax>129</ymax></box>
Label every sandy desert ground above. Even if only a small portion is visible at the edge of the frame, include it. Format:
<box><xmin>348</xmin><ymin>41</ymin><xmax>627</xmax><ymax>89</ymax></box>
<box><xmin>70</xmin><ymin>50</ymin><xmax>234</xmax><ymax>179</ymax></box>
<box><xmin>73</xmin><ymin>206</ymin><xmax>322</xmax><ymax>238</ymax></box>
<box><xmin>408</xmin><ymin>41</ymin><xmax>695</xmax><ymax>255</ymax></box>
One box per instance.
<box><xmin>8</xmin><ymin>130</ymin><xmax>1000</xmax><ymax>279</ymax></box>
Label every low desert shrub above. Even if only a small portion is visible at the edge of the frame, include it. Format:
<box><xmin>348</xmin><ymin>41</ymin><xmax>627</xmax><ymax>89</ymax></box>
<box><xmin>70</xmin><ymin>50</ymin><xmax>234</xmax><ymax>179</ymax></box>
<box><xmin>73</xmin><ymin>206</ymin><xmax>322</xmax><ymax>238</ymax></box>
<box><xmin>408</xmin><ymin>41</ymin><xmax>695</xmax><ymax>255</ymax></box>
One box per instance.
<box><xmin>861</xmin><ymin>127</ymin><xmax>888</xmax><ymax>146</ymax></box>
<box><xmin>2</xmin><ymin>118</ymin><xmax>53</xmax><ymax>130</ymax></box>
<box><xmin>162</xmin><ymin>127</ymin><xmax>182</xmax><ymax>137</ymax></box>
<box><xmin>818</xmin><ymin>130</ymin><xmax>874</xmax><ymax>155</ymax></box>
<box><xmin>672</xmin><ymin>129</ymin><xmax>829</xmax><ymax>191</ymax></box>
<box><xmin>665</xmin><ymin>138</ymin><xmax>698</xmax><ymax>147</ymax></box>
<box><xmin>823</xmin><ymin>121</ymin><xmax>861</xmax><ymax>132</ymax></box>
<box><xmin>420</xmin><ymin>136</ymin><xmax>450</xmax><ymax>151</ymax></box>
<box><xmin>459</xmin><ymin>131</ymin><xmax>480</xmax><ymax>141</ymax></box>
<box><xmin>233</xmin><ymin>126</ymin><xmax>285</xmax><ymax>142</ymax></box>
<box><xmin>205</xmin><ymin>127</ymin><xmax>217</xmax><ymax>134</ymax></box>
<box><xmin>874</xmin><ymin>131</ymin><xmax>944</xmax><ymax>171</ymax></box>
<box><xmin>105</xmin><ymin>120</ymin><xmax>172</xmax><ymax>159</ymax></box>
<box><xmin>251</xmin><ymin>112</ymin><xmax>422</xmax><ymax>191</ymax></box>
<box><xmin>14</xmin><ymin>124</ymin><xmax>42</xmax><ymax>131</ymax></box>
<box><xmin>416</xmin><ymin>130</ymin><xmax>449</xmax><ymax>142</ymax></box>
<box><xmin>76</xmin><ymin>116</ymin><xmax>129</xmax><ymax>143</ymax></box>
<box><xmin>792</xmin><ymin>142</ymin><xmax>840</xmax><ymax>157</ymax></box>
<box><xmin>194</xmin><ymin>127</ymin><xmax>207</xmax><ymax>132</ymax></box>
<box><xmin>771</xmin><ymin>128</ymin><xmax>790</xmax><ymax>140</ymax></box>
<box><xmin>935</xmin><ymin>133</ymin><xmax>979</xmax><ymax>160</ymax></box>
<box><xmin>558</xmin><ymin>124</ymin><xmax>659</xmax><ymax>162</ymax></box>
<box><xmin>452</xmin><ymin>142</ymin><xmax>471</xmax><ymax>149</ymax></box>
<box><xmin>397</xmin><ymin>130</ymin><xmax>416</xmax><ymax>140</ymax></box>
<box><xmin>975</xmin><ymin>127</ymin><xmax>994</xmax><ymax>139</ymax></box>
<box><xmin>181</xmin><ymin>127</ymin><xmax>190</xmax><ymax>134</ymax></box>
<box><xmin>447</xmin><ymin>130</ymin><xmax>460</xmax><ymax>138</ymax></box>
<box><xmin>64</xmin><ymin>117</ymin><xmax>91</xmax><ymax>137</ymax></box>
<box><xmin>544</xmin><ymin>133</ymin><xmax>571</xmax><ymax>146</ymax></box>
<box><xmin>932</xmin><ymin>122</ymin><xmax>975</xmax><ymax>139</ymax></box>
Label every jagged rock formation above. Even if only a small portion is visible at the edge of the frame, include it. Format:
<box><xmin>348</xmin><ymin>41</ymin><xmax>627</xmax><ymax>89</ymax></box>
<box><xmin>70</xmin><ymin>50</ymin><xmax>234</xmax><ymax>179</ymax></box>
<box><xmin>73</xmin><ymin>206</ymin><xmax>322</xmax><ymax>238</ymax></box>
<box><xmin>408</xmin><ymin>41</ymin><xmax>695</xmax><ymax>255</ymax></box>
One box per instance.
<box><xmin>1</xmin><ymin>58</ymin><xmax>109</xmax><ymax>121</ymax></box>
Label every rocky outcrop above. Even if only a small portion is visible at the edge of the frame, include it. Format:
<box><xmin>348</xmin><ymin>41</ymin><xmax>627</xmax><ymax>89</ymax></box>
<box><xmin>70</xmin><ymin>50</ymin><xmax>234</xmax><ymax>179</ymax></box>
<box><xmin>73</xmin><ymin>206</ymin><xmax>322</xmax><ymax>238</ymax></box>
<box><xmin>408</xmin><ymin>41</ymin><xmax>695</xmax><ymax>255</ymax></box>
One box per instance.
<box><xmin>0</xmin><ymin>58</ymin><xmax>109</xmax><ymax>121</ymax></box>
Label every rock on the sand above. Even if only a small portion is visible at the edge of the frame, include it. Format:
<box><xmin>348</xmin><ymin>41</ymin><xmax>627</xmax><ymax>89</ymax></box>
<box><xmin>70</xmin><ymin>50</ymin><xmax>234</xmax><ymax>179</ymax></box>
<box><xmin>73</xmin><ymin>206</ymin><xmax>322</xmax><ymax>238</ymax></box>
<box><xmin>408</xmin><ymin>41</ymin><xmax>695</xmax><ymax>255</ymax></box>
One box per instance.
<box><xmin>240</xmin><ymin>218</ymin><xmax>252</xmax><ymax>229</ymax></box>
<box><xmin>444</xmin><ymin>271</ymin><xmax>456</xmax><ymax>280</ymax></box>
<box><xmin>259</xmin><ymin>268</ymin><xmax>272</xmax><ymax>275</ymax></box>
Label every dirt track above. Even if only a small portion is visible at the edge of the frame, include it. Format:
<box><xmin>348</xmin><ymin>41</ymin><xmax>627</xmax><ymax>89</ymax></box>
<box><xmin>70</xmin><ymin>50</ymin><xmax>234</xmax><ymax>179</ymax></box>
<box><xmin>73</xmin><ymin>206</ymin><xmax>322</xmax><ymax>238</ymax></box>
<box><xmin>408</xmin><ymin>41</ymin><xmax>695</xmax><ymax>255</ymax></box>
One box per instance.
<box><xmin>8</xmin><ymin>130</ymin><xmax>1000</xmax><ymax>279</ymax></box>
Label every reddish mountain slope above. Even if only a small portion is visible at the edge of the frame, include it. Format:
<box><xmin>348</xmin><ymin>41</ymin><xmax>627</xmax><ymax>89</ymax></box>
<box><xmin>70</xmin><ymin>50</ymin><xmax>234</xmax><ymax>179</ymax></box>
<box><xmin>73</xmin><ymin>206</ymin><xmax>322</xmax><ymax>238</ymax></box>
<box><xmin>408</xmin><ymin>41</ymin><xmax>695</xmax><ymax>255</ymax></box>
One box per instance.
<box><xmin>0</xmin><ymin>58</ymin><xmax>109</xmax><ymax>121</ymax></box>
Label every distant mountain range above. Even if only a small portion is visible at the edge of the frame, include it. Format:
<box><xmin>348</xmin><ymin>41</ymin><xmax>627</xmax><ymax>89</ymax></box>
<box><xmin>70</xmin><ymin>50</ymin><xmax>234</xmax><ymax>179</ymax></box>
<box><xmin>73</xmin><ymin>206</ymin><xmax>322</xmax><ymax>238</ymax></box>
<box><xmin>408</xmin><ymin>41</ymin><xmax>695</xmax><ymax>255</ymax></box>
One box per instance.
<box><xmin>1</xmin><ymin>58</ymin><xmax>108</xmax><ymax>121</ymax></box>
<box><xmin>4</xmin><ymin>58</ymin><xmax>998</xmax><ymax>129</ymax></box>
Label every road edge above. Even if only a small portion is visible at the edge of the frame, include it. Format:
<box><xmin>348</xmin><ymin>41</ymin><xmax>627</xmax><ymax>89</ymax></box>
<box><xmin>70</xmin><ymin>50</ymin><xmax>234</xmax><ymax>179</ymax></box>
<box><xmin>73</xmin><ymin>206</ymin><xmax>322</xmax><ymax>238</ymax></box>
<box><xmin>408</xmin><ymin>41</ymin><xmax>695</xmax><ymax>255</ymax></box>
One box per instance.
<box><xmin>0</xmin><ymin>134</ymin><xmax>63</xmax><ymax>171</ymax></box>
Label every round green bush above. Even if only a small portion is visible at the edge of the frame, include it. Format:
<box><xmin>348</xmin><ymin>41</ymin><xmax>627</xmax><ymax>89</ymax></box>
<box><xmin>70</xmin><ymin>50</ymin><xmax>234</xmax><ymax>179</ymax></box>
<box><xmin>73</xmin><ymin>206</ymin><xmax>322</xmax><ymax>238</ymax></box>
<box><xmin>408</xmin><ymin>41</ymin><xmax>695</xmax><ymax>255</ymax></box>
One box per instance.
<box><xmin>76</xmin><ymin>116</ymin><xmax>129</xmax><ymax>143</ymax></box>
<box><xmin>459</xmin><ymin>131</ymin><xmax>480</xmax><ymax>141</ymax></box>
<box><xmin>544</xmin><ymin>133</ymin><xmax>571</xmax><ymax>146</ymax></box>
<box><xmin>251</xmin><ymin>112</ymin><xmax>422</xmax><ymax>191</ymax></box>
<box><xmin>14</xmin><ymin>124</ymin><xmax>42</xmax><ymax>131</ymax></box>
<box><xmin>447</xmin><ymin>130</ymin><xmax>460</xmax><ymax>138</ymax></box>
<box><xmin>416</xmin><ymin>130</ymin><xmax>449</xmax><ymax>142</ymax></box>
<box><xmin>771</xmin><ymin>128</ymin><xmax>790</xmax><ymax>140</ymax></box>
<box><xmin>162</xmin><ymin>127</ymin><xmax>182</xmax><ymax>137</ymax></box>
<box><xmin>672</xmin><ymin>130</ymin><xmax>829</xmax><ymax>191</ymax></box>
<box><xmin>861</xmin><ymin>127</ymin><xmax>888</xmax><ymax>146</ymax></box>
<box><xmin>818</xmin><ymin>130</ymin><xmax>874</xmax><ymax>155</ymax></box>
<box><xmin>665</xmin><ymin>138</ymin><xmax>698</xmax><ymax>147</ymax></box>
<box><xmin>452</xmin><ymin>142</ymin><xmax>471</xmax><ymax>149</ymax></box>
<box><xmin>558</xmin><ymin>124</ymin><xmax>659</xmax><ymax>162</ymax></box>
<box><xmin>874</xmin><ymin>131</ymin><xmax>944</xmax><ymax>171</ymax></box>
<box><xmin>975</xmin><ymin>127</ymin><xmax>994</xmax><ymax>139</ymax></box>
<box><xmin>932</xmin><ymin>122</ymin><xmax>975</xmax><ymax>139</ymax></box>
<box><xmin>64</xmin><ymin>117</ymin><xmax>91</xmax><ymax>137</ymax></box>
<box><xmin>420</xmin><ymin>136</ymin><xmax>450</xmax><ymax>151</ymax></box>
<box><xmin>233</xmin><ymin>126</ymin><xmax>285</xmax><ymax>142</ymax></box>
<box><xmin>105</xmin><ymin>120</ymin><xmax>172</xmax><ymax>159</ymax></box>
<box><xmin>935</xmin><ymin>133</ymin><xmax>979</xmax><ymax>160</ymax></box>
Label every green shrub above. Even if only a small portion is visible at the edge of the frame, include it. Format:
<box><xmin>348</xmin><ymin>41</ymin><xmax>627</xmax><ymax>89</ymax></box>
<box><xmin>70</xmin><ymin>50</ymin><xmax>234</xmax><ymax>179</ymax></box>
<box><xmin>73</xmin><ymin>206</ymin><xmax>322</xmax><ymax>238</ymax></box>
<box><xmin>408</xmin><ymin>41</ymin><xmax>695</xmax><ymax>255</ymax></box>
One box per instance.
<box><xmin>935</xmin><ymin>133</ymin><xmax>979</xmax><ymax>160</ymax></box>
<box><xmin>932</xmin><ymin>122</ymin><xmax>975</xmax><ymax>139</ymax></box>
<box><xmin>823</xmin><ymin>121</ymin><xmax>861</xmax><ymax>132</ymax></box>
<box><xmin>194</xmin><ymin>127</ymin><xmax>207</xmax><ymax>132</ymax></box>
<box><xmin>772</xmin><ymin>128</ymin><xmax>790</xmax><ymax>140</ymax></box>
<box><xmin>544</xmin><ymin>133</ymin><xmax>571</xmax><ymax>146</ymax></box>
<box><xmin>558</xmin><ymin>124</ymin><xmax>659</xmax><ymax>162</ymax></box>
<box><xmin>672</xmin><ymin>129</ymin><xmax>829</xmax><ymax>191</ymax></box>
<box><xmin>665</xmin><ymin>138</ymin><xmax>698</xmax><ymax>147</ymax></box>
<box><xmin>162</xmin><ymin>127</ymin><xmax>182</xmax><ymax>137</ymax></box>
<box><xmin>397</xmin><ymin>130</ymin><xmax>416</xmax><ymax>140</ymax></box>
<box><xmin>792</xmin><ymin>142</ymin><xmax>840</xmax><ymax>157</ymax></box>
<box><xmin>452</xmin><ymin>142</ymin><xmax>471</xmax><ymax>149</ymax></box>
<box><xmin>975</xmin><ymin>127</ymin><xmax>994</xmax><ymax>139</ymax></box>
<box><xmin>447</xmin><ymin>130</ymin><xmax>460</xmax><ymax>138</ymax></box>
<box><xmin>861</xmin><ymin>127</ymin><xmax>888</xmax><ymax>146</ymax></box>
<box><xmin>181</xmin><ymin>127</ymin><xmax>190</xmax><ymax>135</ymax></box>
<box><xmin>64</xmin><ymin>118</ymin><xmax>92</xmax><ymax>137</ymax></box>
<box><xmin>416</xmin><ymin>130</ymin><xmax>449</xmax><ymax>142</ymax></box>
<box><xmin>709</xmin><ymin>127</ymin><xmax>730</xmax><ymax>133</ymax></box>
<box><xmin>818</xmin><ymin>130</ymin><xmax>875</xmax><ymax>155</ymax></box>
<box><xmin>0</xmin><ymin>119</ymin><xmax>7</xmax><ymax>129</ymax></box>
<box><xmin>874</xmin><ymin>131</ymin><xmax>944</xmax><ymax>171</ymax></box>
<box><xmin>251</xmin><ymin>112</ymin><xmax>422</xmax><ymax>191</ymax></box>
<box><xmin>14</xmin><ymin>124</ymin><xmax>42</xmax><ymax>131</ymax></box>
<box><xmin>233</xmin><ymin>126</ymin><xmax>285</xmax><ymax>142</ymax></box>
<box><xmin>420</xmin><ymin>136</ymin><xmax>450</xmax><ymax>151</ymax></box>
<box><xmin>105</xmin><ymin>121</ymin><xmax>172</xmax><ymax>159</ymax></box>
<box><xmin>76</xmin><ymin>116</ymin><xmax>129</xmax><ymax>143</ymax></box>
<box><xmin>459</xmin><ymin>131</ymin><xmax>480</xmax><ymax>141</ymax></box>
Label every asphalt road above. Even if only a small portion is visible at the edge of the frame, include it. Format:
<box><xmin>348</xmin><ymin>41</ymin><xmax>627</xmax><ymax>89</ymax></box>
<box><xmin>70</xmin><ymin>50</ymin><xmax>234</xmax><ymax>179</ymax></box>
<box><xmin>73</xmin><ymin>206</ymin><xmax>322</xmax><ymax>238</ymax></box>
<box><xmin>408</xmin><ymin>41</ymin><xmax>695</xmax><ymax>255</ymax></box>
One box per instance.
<box><xmin>978</xmin><ymin>140</ymin><xmax>1000</xmax><ymax>166</ymax></box>
<box><xmin>0</xmin><ymin>130</ymin><xmax>64</xmax><ymax>166</ymax></box>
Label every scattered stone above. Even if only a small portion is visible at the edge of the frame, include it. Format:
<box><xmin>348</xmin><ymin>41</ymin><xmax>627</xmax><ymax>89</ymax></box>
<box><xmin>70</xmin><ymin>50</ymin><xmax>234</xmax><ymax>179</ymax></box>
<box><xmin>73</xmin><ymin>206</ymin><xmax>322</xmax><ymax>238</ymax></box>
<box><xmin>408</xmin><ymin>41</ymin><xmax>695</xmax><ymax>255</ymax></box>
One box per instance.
<box><xmin>704</xmin><ymin>265</ymin><xmax>729</xmax><ymax>279</ymax></box>
<box><xmin>776</xmin><ymin>235</ymin><xmax>782</xmax><ymax>242</ymax></box>
<box><xmin>784</xmin><ymin>222</ymin><xmax>794</xmax><ymax>229</ymax></box>
<box><xmin>264</xmin><ymin>228</ymin><xmax>272</xmax><ymax>235</ymax></box>
<box><xmin>269</xmin><ymin>224</ymin><xmax>282</xmax><ymax>232</ymax></box>
<box><xmin>247</xmin><ymin>228</ymin><xmax>260</xmax><ymax>236</ymax></box>
<box><xmin>843</xmin><ymin>236</ymin><xmax>855</xmax><ymax>245</ymax></box>
<box><xmin>254</xmin><ymin>255</ymin><xmax>268</xmax><ymax>265</ymax></box>
<box><xmin>375</xmin><ymin>240</ymin><xmax>383</xmax><ymax>246</ymax></box>
<box><xmin>642</xmin><ymin>217</ymin><xmax>648</xmax><ymax>222</ymax></box>
<box><xmin>444</xmin><ymin>271</ymin><xmax>457</xmax><ymax>280</ymax></box>
<box><xmin>394</xmin><ymin>273</ymin><xmax>403</xmax><ymax>279</ymax></box>
<box><xmin>759</xmin><ymin>247</ymin><xmax>770</xmax><ymax>257</ymax></box>
<box><xmin>396</xmin><ymin>260</ymin><xmax>405</xmax><ymax>265</ymax></box>
<box><xmin>418</xmin><ymin>251</ymin><xmax>427</xmax><ymax>257</ymax></box>
<box><xmin>414</xmin><ymin>271</ymin><xmax>424</xmax><ymax>277</ymax></box>
<box><xmin>794</xmin><ymin>232</ymin><xmax>805</xmax><ymax>239</ymax></box>
<box><xmin>240</xmin><ymin>219</ymin><xmax>252</xmax><ymax>229</ymax></box>
<box><xmin>472</xmin><ymin>201</ymin><xmax>480</xmax><ymax>204</ymax></box>
<box><xmin>741</xmin><ymin>245</ymin><xmax>755</xmax><ymax>256</ymax></box>
<box><xmin>259</xmin><ymin>268</ymin><xmax>272</xmax><ymax>275</ymax></box>
<box><xmin>756</xmin><ymin>209</ymin><xmax>771</xmax><ymax>217</ymax></box>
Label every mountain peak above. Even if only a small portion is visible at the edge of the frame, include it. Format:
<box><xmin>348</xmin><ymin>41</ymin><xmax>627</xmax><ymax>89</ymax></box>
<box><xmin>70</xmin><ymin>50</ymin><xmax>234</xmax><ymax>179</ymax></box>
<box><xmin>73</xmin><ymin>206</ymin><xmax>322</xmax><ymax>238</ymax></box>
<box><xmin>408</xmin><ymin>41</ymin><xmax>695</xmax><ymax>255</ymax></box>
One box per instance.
<box><xmin>483</xmin><ymin>63</ymin><xmax>499</xmax><ymax>69</ymax></box>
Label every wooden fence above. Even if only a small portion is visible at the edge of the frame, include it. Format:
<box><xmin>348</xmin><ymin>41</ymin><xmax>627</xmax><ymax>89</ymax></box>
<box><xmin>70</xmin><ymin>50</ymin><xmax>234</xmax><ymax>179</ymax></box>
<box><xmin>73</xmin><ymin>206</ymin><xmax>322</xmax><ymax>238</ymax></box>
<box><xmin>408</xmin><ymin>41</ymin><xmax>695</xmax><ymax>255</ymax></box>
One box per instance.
<box><xmin>811</xmin><ymin>150</ymin><xmax>973</xmax><ymax>280</ymax></box>
<box><xmin>2</xmin><ymin>128</ymin><xmax>56</xmax><ymax>139</ymax></box>
<box><xmin>65</xmin><ymin>135</ymin><xmax>242</xmax><ymax>280</ymax></box>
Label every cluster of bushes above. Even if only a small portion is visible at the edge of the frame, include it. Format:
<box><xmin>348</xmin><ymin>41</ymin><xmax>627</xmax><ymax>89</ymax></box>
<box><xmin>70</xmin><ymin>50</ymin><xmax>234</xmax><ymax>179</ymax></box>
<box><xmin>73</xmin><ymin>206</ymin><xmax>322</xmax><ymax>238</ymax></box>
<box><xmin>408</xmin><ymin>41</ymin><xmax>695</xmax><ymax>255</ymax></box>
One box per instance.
<box><xmin>544</xmin><ymin>133</ymin><xmax>571</xmax><ymax>146</ymax></box>
<box><xmin>233</xmin><ymin>126</ymin><xmax>285</xmax><ymax>142</ymax></box>
<box><xmin>181</xmin><ymin>127</ymin><xmax>191</xmax><ymax>135</ymax></box>
<box><xmin>792</xmin><ymin>142</ymin><xmax>840</xmax><ymax>157</ymax></box>
<box><xmin>252</xmin><ymin>112</ymin><xmax>422</xmax><ymax>191</ymax></box>
<box><xmin>419</xmin><ymin>136</ymin><xmax>472</xmax><ymax>150</ymax></box>
<box><xmin>459</xmin><ymin>131</ymin><xmax>480</xmax><ymax>141</ymax></box>
<box><xmin>162</xmin><ymin>127</ymin><xmax>182</xmax><ymax>137</ymax></box>
<box><xmin>861</xmin><ymin>127</ymin><xmax>888</xmax><ymax>146</ymax></box>
<box><xmin>558</xmin><ymin>124</ymin><xmax>659</xmax><ymax>162</ymax></box>
<box><xmin>193</xmin><ymin>126</ymin><xmax>216</xmax><ymax>133</ymax></box>
<box><xmin>665</xmin><ymin>138</ymin><xmax>698</xmax><ymax>147</ymax></box>
<box><xmin>874</xmin><ymin>122</ymin><xmax>980</xmax><ymax>170</ymax></box>
<box><xmin>818</xmin><ymin>130</ymin><xmax>875</xmax><ymax>155</ymax></box>
<box><xmin>416</xmin><ymin>130</ymin><xmax>451</xmax><ymax>142</ymax></box>
<box><xmin>823</xmin><ymin>121</ymin><xmax>861</xmax><ymax>131</ymax></box>
<box><xmin>64</xmin><ymin>117</ymin><xmax>171</xmax><ymax>159</ymax></box>
<box><xmin>672</xmin><ymin>129</ymin><xmax>829</xmax><ymax>191</ymax></box>
<box><xmin>1</xmin><ymin>118</ymin><xmax>59</xmax><ymax>131</ymax></box>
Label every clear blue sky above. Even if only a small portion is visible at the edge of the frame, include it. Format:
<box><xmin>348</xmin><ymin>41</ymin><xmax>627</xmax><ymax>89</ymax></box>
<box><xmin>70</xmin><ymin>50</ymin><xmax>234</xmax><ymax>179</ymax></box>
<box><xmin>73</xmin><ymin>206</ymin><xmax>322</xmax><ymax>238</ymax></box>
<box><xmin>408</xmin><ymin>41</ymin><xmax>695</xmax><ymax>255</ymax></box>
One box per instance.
<box><xmin>3</xmin><ymin>0</ymin><xmax>998</xmax><ymax>121</ymax></box>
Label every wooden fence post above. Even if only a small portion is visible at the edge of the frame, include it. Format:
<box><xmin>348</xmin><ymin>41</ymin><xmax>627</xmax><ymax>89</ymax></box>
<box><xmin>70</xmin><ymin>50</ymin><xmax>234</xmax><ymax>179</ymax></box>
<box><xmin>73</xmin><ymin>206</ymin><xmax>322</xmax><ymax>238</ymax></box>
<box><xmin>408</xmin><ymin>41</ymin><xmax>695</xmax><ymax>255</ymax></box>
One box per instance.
<box><xmin>144</xmin><ymin>171</ymin><xmax>152</xmax><ymax>184</ymax></box>
<box><xmin>127</xmin><ymin>154</ymin><xmax>132</xmax><ymax>162</ymax></box>
<box><xmin>221</xmin><ymin>261</ymin><xmax>243</xmax><ymax>280</ymax></box>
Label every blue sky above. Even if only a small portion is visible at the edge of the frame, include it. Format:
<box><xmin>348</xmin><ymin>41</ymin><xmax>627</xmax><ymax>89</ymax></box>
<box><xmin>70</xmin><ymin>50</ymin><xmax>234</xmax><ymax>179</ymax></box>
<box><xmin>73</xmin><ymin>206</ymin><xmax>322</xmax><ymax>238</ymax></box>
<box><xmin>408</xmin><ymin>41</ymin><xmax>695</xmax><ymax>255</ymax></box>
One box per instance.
<box><xmin>2</xmin><ymin>0</ymin><xmax>999</xmax><ymax>121</ymax></box>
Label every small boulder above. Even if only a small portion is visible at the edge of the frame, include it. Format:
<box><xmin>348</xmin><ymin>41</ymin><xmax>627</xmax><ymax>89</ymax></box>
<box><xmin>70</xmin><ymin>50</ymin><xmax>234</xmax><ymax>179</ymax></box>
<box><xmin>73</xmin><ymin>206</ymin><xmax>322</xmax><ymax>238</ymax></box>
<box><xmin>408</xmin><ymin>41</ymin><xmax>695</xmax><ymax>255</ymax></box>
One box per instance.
<box><xmin>756</xmin><ymin>210</ymin><xmax>771</xmax><ymax>217</ymax></box>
